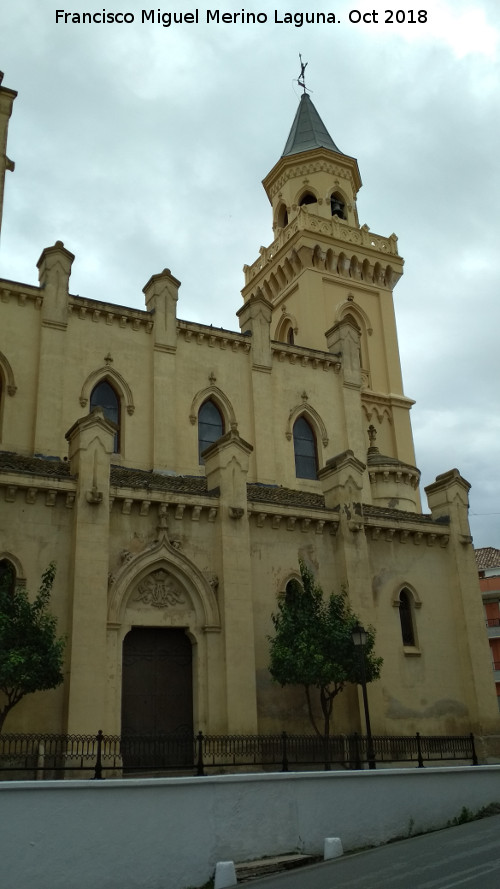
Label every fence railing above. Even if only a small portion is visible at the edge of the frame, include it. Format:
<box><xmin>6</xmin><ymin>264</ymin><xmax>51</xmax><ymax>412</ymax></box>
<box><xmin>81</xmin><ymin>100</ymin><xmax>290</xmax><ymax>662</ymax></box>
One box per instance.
<box><xmin>0</xmin><ymin>730</ymin><xmax>478</xmax><ymax>780</ymax></box>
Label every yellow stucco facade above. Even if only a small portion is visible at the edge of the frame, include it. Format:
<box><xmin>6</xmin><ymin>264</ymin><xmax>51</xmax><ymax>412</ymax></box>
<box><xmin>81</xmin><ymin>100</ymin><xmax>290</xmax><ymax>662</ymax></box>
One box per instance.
<box><xmin>0</xmin><ymin>79</ymin><xmax>498</xmax><ymax>745</ymax></box>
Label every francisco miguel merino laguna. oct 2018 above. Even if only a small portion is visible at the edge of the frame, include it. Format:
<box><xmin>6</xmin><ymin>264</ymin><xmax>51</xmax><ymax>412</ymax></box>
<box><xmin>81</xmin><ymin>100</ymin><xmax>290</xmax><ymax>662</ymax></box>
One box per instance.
<box><xmin>54</xmin><ymin>9</ymin><xmax>342</xmax><ymax>26</ymax></box>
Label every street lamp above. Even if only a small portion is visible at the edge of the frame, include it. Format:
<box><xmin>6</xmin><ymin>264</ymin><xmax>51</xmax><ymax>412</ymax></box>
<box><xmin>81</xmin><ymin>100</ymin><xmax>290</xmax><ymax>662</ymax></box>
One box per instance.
<box><xmin>351</xmin><ymin>622</ymin><xmax>376</xmax><ymax>770</ymax></box>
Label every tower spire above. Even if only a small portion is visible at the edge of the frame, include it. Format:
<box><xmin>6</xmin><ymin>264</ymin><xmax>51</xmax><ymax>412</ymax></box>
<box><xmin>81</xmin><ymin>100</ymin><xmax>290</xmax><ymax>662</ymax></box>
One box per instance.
<box><xmin>281</xmin><ymin>92</ymin><xmax>343</xmax><ymax>158</ymax></box>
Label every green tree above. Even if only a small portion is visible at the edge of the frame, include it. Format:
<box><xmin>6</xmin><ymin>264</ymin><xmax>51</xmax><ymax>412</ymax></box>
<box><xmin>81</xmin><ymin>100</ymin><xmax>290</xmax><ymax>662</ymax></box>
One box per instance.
<box><xmin>269</xmin><ymin>560</ymin><xmax>382</xmax><ymax>742</ymax></box>
<box><xmin>0</xmin><ymin>562</ymin><xmax>65</xmax><ymax>732</ymax></box>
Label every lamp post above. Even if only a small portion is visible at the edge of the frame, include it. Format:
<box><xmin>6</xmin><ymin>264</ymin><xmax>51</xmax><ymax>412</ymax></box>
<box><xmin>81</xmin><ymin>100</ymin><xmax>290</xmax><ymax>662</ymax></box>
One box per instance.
<box><xmin>351</xmin><ymin>622</ymin><xmax>376</xmax><ymax>769</ymax></box>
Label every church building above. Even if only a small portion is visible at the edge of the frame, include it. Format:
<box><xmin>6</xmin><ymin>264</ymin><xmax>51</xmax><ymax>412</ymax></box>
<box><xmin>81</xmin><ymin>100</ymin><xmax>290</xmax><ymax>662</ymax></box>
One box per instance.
<box><xmin>0</xmin><ymin>74</ymin><xmax>498</xmax><ymax>747</ymax></box>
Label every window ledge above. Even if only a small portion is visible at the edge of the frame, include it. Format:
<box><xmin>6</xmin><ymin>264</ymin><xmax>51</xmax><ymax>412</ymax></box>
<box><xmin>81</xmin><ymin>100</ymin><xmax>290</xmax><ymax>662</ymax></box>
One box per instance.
<box><xmin>403</xmin><ymin>645</ymin><xmax>421</xmax><ymax>657</ymax></box>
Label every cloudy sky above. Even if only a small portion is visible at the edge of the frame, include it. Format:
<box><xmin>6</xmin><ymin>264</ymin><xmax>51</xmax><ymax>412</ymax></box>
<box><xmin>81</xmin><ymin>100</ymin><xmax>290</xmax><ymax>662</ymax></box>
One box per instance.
<box><xmin>1</xmin><ymin>0</ymin><xmax>499</xmax><ymax>547</ymax></box>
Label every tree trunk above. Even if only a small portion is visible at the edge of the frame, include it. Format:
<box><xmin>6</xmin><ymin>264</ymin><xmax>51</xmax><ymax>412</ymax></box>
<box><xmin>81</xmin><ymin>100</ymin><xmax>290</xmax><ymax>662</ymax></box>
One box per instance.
<box><xmin>304</xmin><ymin>685</ymin><xmax>322</xmax><ymax>738</ymax></box>
<box><xmin>0</xmin><ymin>691</ymin><xmax>23</xmax><ymax>732</ymax></box>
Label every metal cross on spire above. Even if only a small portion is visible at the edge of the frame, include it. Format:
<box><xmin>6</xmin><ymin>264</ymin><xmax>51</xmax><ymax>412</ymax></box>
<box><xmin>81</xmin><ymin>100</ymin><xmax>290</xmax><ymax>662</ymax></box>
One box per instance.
<box><xmin>298</xmin><ymin>54</ymin><xmax>309</xmax><ymax>93</ymax></box>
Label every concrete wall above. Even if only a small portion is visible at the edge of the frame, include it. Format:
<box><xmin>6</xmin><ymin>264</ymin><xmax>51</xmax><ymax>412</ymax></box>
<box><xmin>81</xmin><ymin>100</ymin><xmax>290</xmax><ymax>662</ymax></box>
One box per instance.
<box><xmin>2</xmin><ymin>767</ymin><xmax>500</xmax><ymax>889</ymax></box>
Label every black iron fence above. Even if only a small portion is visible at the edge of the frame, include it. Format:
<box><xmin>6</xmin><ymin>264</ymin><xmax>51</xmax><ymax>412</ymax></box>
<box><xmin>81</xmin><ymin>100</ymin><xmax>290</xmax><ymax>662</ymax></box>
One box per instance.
<box><xmin>0</xmin><ymin>730</ymin><xmax>478</xmax><ymax>780</ymax></box>
<box><xmin>0</xmin><ymin>731</ymin><xmax>477</xmax><ymax>780</ymax></box>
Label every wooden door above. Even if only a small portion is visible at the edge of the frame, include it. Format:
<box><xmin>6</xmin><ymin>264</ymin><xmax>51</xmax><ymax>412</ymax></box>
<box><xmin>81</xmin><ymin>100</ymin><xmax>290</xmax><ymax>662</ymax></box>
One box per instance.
<box><xmin>121</xmin><ymin>627</ymin><xmax>193</xmax><ymax>768</ymax></box>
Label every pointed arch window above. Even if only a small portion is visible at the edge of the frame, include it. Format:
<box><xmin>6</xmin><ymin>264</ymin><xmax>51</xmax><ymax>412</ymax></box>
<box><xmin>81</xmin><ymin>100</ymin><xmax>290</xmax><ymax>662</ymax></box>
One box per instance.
<box><xmin>299</xmin><ymin>192</ymin><xmax>317</xmax><ymax>207</ymax></box>
<box><xmin>90</xmin><ymin>379</ymin><xmax>120</xmax><ymax>453</ymax></box>
<box><xmin>330</xmin><ymin>192</ymin><xmax>346</xmax><ymax>219</ymax></box>
<box><xmin>198</xmin><ymin>400</ymin><xmax>224</xmax><ymax>464</ymax></box>
<box><xmin>0</xmin><ymin>559</ymin><xmax>16</xmax><ymax>596</ymax></box>
<box><xmin>276</xmin><ymin>203</ymin><xmax>289</xmax><ymax>228</ymax></box>
<box><xmin>293</xmin><ymin>416</ymin><xmax>318</xmax><ymax>480</ymax></box>
<box><xmin>399</xmin><ymin>589</ymin><xmax>416</xmax><ymax>647</ymax></box>
<box><xmin>284</xmin><ymin>577</ymin><xmax>303</xmax><ymax>606</ymax></box>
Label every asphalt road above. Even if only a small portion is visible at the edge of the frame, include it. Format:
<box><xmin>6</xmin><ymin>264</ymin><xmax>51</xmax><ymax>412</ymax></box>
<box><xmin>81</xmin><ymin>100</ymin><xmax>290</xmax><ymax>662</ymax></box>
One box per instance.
<box><xmin>245</xmin><ymin>813</ymin><xmax>500</xmax><ymax>889</ymax></box>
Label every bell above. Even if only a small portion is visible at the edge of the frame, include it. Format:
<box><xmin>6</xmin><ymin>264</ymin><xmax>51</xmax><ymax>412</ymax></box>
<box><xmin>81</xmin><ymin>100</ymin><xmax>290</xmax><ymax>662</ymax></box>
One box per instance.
<box><xmin>331</xmin><ymin>198</ymin><xmax>344</xmax><ymax>218</ymax></box>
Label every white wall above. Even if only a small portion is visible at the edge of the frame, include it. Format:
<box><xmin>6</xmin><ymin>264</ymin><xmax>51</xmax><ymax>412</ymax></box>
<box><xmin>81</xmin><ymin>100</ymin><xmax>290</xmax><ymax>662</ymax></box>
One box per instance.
<box><xmin>1</xmin><ymin>767</ymin><xmax>500</xmax><ymax>889</ymax></box>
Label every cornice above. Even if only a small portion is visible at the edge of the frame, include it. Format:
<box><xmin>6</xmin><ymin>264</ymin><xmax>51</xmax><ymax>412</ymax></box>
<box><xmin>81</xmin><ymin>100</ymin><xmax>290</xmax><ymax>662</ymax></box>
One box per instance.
<box><xmin>248</xmin><ymin>503</ymin><xmax>339</xmax><ymax>535</ymax></box>
<box><xmin>178</xmin><ymin>321</ymin><xmax>251</xmax><ymax>354</ymax></box>
<box><xmin>0</xmin><ymin>279</ymin><xmax>43</xmax><ymax>307</ymax></box>
<box><xmin>271</xmin><ymin>342</ymin><xmax>341</xmax><ymax>373</ymax></box>
<box><xmin>0</xmin><ymin>472</ymin><xmax>76</xmax><ymax>509</ymax></box>
<box><xmin>362</xmin><ymin>391</ymin><xmax>416</xmax><ymax>410</ymax></box>
<box><xmin>68</xmin><ymin>298</ymin><xmax>153</xmax><ymax>333</ymax></box>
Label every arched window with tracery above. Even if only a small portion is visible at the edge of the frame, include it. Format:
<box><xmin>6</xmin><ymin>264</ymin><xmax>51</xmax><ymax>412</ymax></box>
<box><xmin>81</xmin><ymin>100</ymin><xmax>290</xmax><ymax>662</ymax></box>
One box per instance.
<box><xmin>399</xmin><ymin>588</ymin><xmax>416</xmax><ymax>647</ymax></box>
<box><xmin>90</xmin><ymin>379</ymin><xmax>120</xmax><ymax>453</ymax></box>
<box><xmin>293</xmin><ymin>416</ymin><xmax>318</xmax><ymax>480</ymax></box>
<box><xmin>198</xmin><ymin>400</ymin><xmax>224</xmax><ymax>464</ymax></box>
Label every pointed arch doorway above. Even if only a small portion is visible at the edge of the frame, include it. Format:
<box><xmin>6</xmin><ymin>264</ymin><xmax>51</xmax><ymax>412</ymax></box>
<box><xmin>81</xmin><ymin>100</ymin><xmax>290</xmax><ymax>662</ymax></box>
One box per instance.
<box><xmin>121</xmin><ymin>627</ymin><xmax>194</xmax><ymax>768</ymax></box>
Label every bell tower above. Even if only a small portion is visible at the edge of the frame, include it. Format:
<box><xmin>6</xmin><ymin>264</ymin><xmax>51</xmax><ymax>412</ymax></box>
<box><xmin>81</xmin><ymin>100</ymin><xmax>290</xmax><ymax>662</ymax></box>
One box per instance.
<box><xmin>241</xmin><ymin>87</ymin><xmax>418</xmax><ymax>482</ymax></box>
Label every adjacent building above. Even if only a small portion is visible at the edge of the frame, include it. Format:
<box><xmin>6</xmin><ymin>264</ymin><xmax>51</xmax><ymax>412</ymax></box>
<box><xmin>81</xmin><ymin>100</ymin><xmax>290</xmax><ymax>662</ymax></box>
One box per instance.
<box><xmin>476</xmin><ymin>547</ymin><xmax>500</xmax><ymax>711</ymax></box>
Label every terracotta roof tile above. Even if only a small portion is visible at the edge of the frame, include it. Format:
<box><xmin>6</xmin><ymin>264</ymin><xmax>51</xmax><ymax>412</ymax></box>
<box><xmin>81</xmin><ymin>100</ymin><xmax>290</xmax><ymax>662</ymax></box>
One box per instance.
<box><xmin>110</xmin><ymin>465</ymin><xmax>218</xmax><ymax>497</ymax></box>
<box><xmin>247</xmin><ymin>484</ymin><xmax>326</xmax><ymax>510</ymax></box>
<box><xmin>362</xmin><ymin>504</ymin><xmax>444</xmax><ymax>525</ymax></box>
<box><xmin>0</xmin><ymin>452</ymin><xmax>451</xmax><ymax>528</ymax></box>
<box><xmin>475</xmin><ymin>547</ymin><xmax>500</xmax><ymax>570</ymax></box>
<box><xmin>0</xmin><ymin>451</ymin><xmax>73</xmax><ymax>479</ymax></box>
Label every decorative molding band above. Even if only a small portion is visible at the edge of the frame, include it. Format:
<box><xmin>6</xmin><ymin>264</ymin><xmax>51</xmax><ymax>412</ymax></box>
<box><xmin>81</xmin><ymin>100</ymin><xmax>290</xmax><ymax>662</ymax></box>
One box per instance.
<box><xmin>248</xmin><ymin>504</ymin><xmax>339</xmax><ymax>535</ymax></box>
<box><xmin>368</xmin><ymin>522</ymin><xmax>449</xmax><ymax>547</ymax></box>
<box><xmin>268</xmin><ymin>158</ymin><xmax>359</xmax><ymax>200</ymax></box>
<box><xmin>0</xmin><ymin>282</ymin><xmax>43</xmax><ymax>308</ymax></box>
<box><xmin>110</xmin><ymin>495</ymin><xmax>219</xmax><ymax>523</ymax></box>
<box><xmin>0</xmin><ymin>477</ymin><xmax>75</xmax><ymax>508</ymax></box>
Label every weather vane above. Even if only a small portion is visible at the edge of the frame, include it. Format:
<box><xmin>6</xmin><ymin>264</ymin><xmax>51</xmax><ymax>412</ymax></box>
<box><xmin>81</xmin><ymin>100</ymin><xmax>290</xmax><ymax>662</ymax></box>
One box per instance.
<box><xmin>298</xmin><ymin>54</ymin><xmax>309</xmax><ymax>93</ymax></box>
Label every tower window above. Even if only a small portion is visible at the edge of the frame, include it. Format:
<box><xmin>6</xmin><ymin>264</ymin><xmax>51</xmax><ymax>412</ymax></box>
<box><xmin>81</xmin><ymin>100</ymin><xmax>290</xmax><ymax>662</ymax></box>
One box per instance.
<box><xmin>299</xmin><ymin>192</ymin><xmax>317</xmax><ymax>207</ymax></box>
<box><xmin>330</xmin><ymin>193</ymin><xmax>346</xmax><ymax>219</ymax></box>
<box><xmin>276</xmin><ymin>203</ymin><xmax>289</xmax><ymax>228</ymax></box>
<box><xmin>90</xmin><ymin>380</ymin><xmax>120</xmax><ymax>453</ymax></box>
<box><xmin>287</xmin><ymin>327</ymin><xmax>295</xmax><ymax>345</ymax></box>
<box><xmin>399</xmin><ymin>589</ymin><xmax>416</xmax><ymax>647</ymax></box>
<box><xmin>293</xmin><ymin>416</ymin><xmax>318</xmax><ymax>480</ymax></box>
<box><xmin>198</xmin><ymin>400</ymin><xmax>224</xmax><ymax>464</ymax></box>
